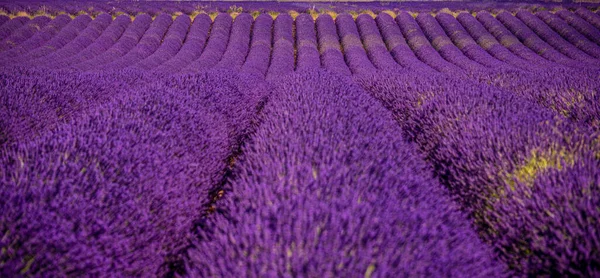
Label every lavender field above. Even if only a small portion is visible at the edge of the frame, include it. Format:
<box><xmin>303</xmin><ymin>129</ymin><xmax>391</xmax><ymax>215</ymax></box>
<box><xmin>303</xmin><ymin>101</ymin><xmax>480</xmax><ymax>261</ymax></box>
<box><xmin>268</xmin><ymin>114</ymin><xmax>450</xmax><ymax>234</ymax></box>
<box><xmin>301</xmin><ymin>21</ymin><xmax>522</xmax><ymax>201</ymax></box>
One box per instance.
<box><xmin>0</xmin><ymin>1</ymin><xmax>599</xmax><ymax>277</ymax></box>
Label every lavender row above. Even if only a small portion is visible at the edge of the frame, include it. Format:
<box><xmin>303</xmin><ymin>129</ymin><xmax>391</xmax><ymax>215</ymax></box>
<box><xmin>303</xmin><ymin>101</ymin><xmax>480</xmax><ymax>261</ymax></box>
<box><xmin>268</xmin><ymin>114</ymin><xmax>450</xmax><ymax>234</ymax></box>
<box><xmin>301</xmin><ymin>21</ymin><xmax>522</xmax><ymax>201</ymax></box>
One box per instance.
<box><xmin>214</xmin><ymin>13</ymin><xmax>253</xmax><ymax>71</ymax></box>
<box><xmin>0</xmin><ymin>15</ymin><xmax>71</xmax><ymax>63</ymax></box>
<box><xmin>53</xmin><ymin>15</ymin><xmax>131</xmax><ymax>69</ymax></box>
<box><xmin>7</xmin><ymin>15</ymin><xmax>92</xmax><ymax>65</ymax></box>
<box><xmin>240</xmin><ymin>14</ymin><xmax>273</xmax><ymax>77</ymax></box>
<box><xmin>537</xmin><ymin>11</ymin><xmax>600</xmax><ymax>59</ymax></box>
<box><xmin>557</xmin><ymin>9</ymin><xmax>600</xmax><ymax>46</ymax></box>
<box><xmin>30</xmin><ymin>14</ymin><xmax>112</xmax><ymax>68</ymax></box>
<box><xmin>416</xmin><ymin>13</ymin><xmax>486</xmax><ymax>72</ymax></box>
<box><xmin>575</xmin><ymin>8</ymin><xmax>600</xmax><ymax>31</ymax></box>
<box><xmin>516</xmin><ymin>11</ymin><xmax>599</xmax><ymax>65</ymax></box>
<box><xmin>0</xmin><ymin>67</ymin><xmax>134</xmax><ymax>146</ymax></box>
<box><xmin>336</xmin><ymin>13</ymin><xmax>376</xmax><ymax>75</ymax></box>
<box><xmin>396</xmin><ymin>11</ymin><xmax>465</xmax><ymax>76</ymax></box>
<box><xmin>154</xmin><ymin>14</ymin><xmax>211</xmax><ymax>73</ymax></box>
<box><xmin>496</xmin><ymin>11</ymin><xmax>593</xmax><ymax>68</ymax></box>
<box><xmin>476</xmin><ymin>11</ymin><xmax>556</xmax><ymax>68</ymax></box>
<box><xmin>375</xmin><ymin>13</ymin><xmax>434</xmax><ymax>73</ymax></box>
<box><xmin>436</xmin><ymin>13</ymin><xmax>507</xmax><ymax>69</ymax></box>
<box><xmin>73</xmin><ymin>14</ymin><xmax>151</xmax><ymax>71</ymax></box>
<box><xmin>357</xmin><ymin>69</ymin><xmax>600</xmax><ymax>276</ymax></box>
<box><xmin>98</xmin><ymin>14</ymin><xmax>172</xmax><ymax>70</ymax></box>
<box><xmin>0</xmin><ymin>68</ymin><xmax>269</xmax><ymax>276</ymax></box>
<box><xmin>186</xmin><ymin>69</ymin><xmax>505</xmax><ymax>277</ymax></box>
<box><xmin>0</xmin><ymin>16</ymin><xmax>29</xmax><ymax>41</ymax></box>
<box><xmin>266</xmin><ymin>14</ymin><xmax>294</xmax><ymax>80</ymax></box>
<box><xmin>185</xmin><ymin>14</ymin><xmax>232</xmax><ymax>73</ymax></box>
<box><xmin>456</xmin><ymin>12</ymin><xmax>536</xmax><ymax>71</ymax></box>
<box><xmin>295</xmin><ymin>13</ymin><xmax>320</xmax><ymax>71</ymax></box>
<box><xmin>132</xmin><ymin>14</ymin><xmax>190</xmax><ymax>70</ymax></box>
<box><xmin>0</xmin><ymin>16</ymin><xmax>50</xmax><ymax>52</ymax></box>
<box><xmin>316</xmin><ymin>14</ymin><xmax>351</xmax><ymax>76</ymax></box>
<box><xmin>356</xmin><ymin>14</ymin><xmax>400</xmax><ymax>71</ymax></box>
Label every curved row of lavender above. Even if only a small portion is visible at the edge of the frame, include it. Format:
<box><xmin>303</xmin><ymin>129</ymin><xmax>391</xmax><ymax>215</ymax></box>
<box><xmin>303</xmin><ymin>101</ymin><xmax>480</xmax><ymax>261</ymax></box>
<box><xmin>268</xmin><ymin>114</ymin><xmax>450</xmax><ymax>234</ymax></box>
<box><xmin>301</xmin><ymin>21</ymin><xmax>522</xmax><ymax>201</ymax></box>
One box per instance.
<box><xmin>357</xmin><ymin>69</ymin><xmax>600</xmax><ymax>276</ymax></box>
<box><xmin>0</xmin><ymin>6</ymin><xmax>599</xmax><ymax>277</ymax></box>
<box><xmin>0</xmin><ymin>68</ymin><xmax>269</xmax><ymax>275</ymax></box>
<box><xmin>185</xmin><ymin>69</ymin><xmax>505</xmax><ymax>277</ymax></box>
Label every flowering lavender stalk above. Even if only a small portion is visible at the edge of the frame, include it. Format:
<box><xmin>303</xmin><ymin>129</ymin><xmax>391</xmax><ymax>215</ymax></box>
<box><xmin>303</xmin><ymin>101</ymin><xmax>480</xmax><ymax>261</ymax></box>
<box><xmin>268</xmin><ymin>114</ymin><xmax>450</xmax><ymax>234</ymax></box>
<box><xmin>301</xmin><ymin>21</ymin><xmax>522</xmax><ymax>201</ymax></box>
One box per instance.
<box><xmin>186</xmin><ymin>69</ymin><xmax>506</xmax><ymax>277</ymax></box>
<box><xmin>132</xmin><ymin>14</ymin><xmax>191</xmax><ymax>70</ymax></box>
<box><xmin>29</xmin><ymin>14</ymin><xmax>113</xmax><ymax>68</ymax></box>
<box><xmin>215</xmin><ymin>13</ymin><xmax>253</xmax><ymax>71</ymax></box>
<box><xmin>495</xmin><ymin>12</ymin><xmax>588</xmax><ymax>69</ymax></box>
<box><xmin>416</xmin><ymin>13</ymin><xmax>486</xmax><ymax>72</ymax></box>
<box><xmin>98</xmin><ymin>14</ymin><xmax>172</xmax><ymax>70</ymax></box>
<box><xmin>375</xmin><ymin>13</ymin><xmax>433</xmax><ymax>73</ymax></box>
<box><xmin>536</xmin><ymin>11</ymin><xmax>600</xmax><ymax>59</ymax></box>
<box><xmin>184</xmin><ymin>13</ymin><xmax>232</xmax><ymax>73</ymax></box>
<box><xmin>7</xmin><ymin>15</ymin><xmax>92</xmax><ymax>65</ymax></box>
<box><xmin>456</xmin><ymin>12</ymin><xmax>536</xmax><ymax>71</ymax></box>
<box><xmin>54</xmin><ymin>15</ymin><xmax>131</xmax><ymax>69</ymax></box>
<box><xmin>515</xmin><ymin>11</ymin><xmax>599</xmax><ymax>66</ymax></box>
<box><xmin>355</xmin><ymin>14</ymin><xmax>399</xmax><ymax>70</ymax></box>
<box><xmin>395</xmin><ymin>12</ymin><xmax>464</xmax><ymax>76</ymax></box>
<box><xmin>240</xmin><ymin>14</ymin><xmax>273</xmax><ymax>78</ymax></box>
<box><xmin>266</xmin><ymin>14</ymin><xmax>294</xmax><ymax>80</ymax></box>
<box><xmin>0</xmin><ymin>15</ymin><xmax>71</xmax><ymax>62</ymax></box>
<box><xmin>0</xmin><ymin>16</ymin><xmax>29</xmax><ymax>41</ymax></box>
<box><xmin>357</xmin><ymin>69</ymin><xmax>600</xmax><ymax>276</ymax></box>
<box><xmin>316</xmin><ymin>14</ymin><xmax>351</xmax><ymax>76</ymax></box>
<box><xmin>435</xmin><ymin>13</ymin><xmax>507</xmax><ymax>69</ymax></box>
<box><xmin>295</xmin><ymin>13</ymin><xmax>320</xmax><ymax>71</ymax></box>
<box><xmin>557</xmin><ymin>9</ymin><xmax>600</xmax><ymax>46</ymax></box>
<box><xmin>0</xmin><ymin>16</ymin><xmax>50</xmax><ymax>52</ymax></box>
<box><xmin>73</xmin><ymin>14</ymin><xmax>152</xmax><ymax>71</ymax></box>
<box><xmin>154</xmin><ymin>14</ymin><xmax>211</xmax><ymax>74</ymax></box>
<box><xmin>336</xmin><ymin>13</ymin><xmax>376</xmax><ymax>75</ymax></box>
<box><xmin>476</xmin><ymin>11</ymin><xmax>556</xmax><ymax>68</ymax></box>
